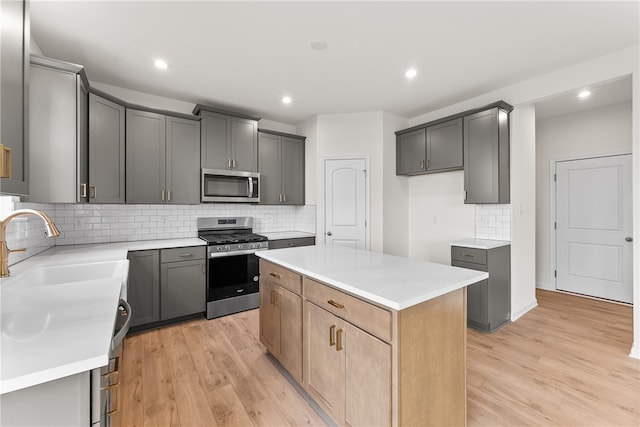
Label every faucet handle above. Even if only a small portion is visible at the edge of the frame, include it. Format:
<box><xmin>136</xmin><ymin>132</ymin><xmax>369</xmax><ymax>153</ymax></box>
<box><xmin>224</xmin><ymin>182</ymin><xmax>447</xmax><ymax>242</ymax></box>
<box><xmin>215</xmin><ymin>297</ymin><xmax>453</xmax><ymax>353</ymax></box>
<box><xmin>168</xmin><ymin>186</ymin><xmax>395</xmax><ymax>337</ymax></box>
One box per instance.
<box><xmin>9</xmin><ymin>247</ymin><xmax>26</xmax><ymax>253</ymax></box>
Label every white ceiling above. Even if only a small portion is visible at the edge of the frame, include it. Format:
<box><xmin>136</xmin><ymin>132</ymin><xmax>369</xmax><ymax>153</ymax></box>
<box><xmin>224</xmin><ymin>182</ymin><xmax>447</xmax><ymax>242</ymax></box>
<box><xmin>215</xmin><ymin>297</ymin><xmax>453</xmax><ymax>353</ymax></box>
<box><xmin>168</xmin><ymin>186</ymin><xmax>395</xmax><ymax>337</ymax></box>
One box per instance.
<box><xmin>31</xmin><ymin>1</ymin><xmax>639</xmax><ymax>125</ymax></box>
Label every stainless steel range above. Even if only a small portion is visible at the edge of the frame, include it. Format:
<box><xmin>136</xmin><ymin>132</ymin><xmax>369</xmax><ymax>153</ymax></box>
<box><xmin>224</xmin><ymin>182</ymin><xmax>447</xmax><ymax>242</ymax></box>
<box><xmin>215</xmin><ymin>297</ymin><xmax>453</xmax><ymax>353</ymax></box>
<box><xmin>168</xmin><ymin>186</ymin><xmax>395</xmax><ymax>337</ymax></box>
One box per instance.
<box><xmin>197</xmin><ymin>217</ymin><xmax>268</xmax><ymax>319</ymax></box>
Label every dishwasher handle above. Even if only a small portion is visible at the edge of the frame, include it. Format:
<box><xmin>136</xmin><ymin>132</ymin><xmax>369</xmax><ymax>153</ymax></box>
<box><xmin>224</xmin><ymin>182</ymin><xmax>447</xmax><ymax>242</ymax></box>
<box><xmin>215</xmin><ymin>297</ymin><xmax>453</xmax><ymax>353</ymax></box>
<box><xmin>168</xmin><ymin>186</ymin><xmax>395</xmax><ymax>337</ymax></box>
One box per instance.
<box><xmin>112</xmin><ymin>299</ymin><xmax>132</xmax><ymax>352</ymax></box>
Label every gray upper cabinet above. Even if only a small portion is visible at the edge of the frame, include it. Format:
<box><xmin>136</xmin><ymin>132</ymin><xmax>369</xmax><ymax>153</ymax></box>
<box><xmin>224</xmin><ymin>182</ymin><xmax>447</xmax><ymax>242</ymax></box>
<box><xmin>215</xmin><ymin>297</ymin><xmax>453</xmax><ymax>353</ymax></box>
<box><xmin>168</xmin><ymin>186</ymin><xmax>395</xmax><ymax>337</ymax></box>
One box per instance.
<box><xmin>463</xmin><ymin>107</ymin><xmax>510</xmax><ymax>204</ymax></box>
<box><xmin>426</xmin><ymin>118</ymin><xmax>463</xmax><ymax>171</ymax></box>
<box><xmin>396</xmin><ymin>129</ymin><xmax>426</xmax><ymax>175</ymax></box>
<box><xmin>197</xmin><ymin>107</ymin><xmax>259</xmax><ymax>172</ymax></box>
<box><xmin>396</xmin><ymin>118</ymin><xmax>463</xmax><ymax>176</ymax></box>
<box><xmin>126</xmin><ymin>108</ymin><xmax>200</xmax><ymax>204</ymax></box>
<box><xmin>166</xmin><ymin>116</ymin><xmax>200</xmax><ymax>204</ymax></box>
<box><xmin>258</xmin><ymin>130</ymin><xmax>305</xmax><ymax>205</ymax></box>
<box><xmin>126</xmin><ymin>109</ymin><xmax>166</xmax><ymax>204</ymax></box>
<box><xmin>27</xmin><ymin>56</ymin><xmax>89</xmax><ymax>203</ymax></box>
<box><xmin>0</xmin><ymin>0</ymin><xmax>29</xmax><ymax>195</ymax></box>
<box><xmin>89</xmin><ymin>93</ymin><xmax>125</xmax><ymax>203</ymax></box>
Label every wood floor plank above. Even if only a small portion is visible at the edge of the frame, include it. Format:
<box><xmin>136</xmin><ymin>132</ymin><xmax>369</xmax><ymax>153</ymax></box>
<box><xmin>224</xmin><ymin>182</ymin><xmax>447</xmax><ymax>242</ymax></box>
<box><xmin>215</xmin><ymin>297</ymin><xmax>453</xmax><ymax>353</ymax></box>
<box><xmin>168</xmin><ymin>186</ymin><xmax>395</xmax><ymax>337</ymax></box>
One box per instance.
<box><xmin>119</xmin><ymin>290</ymin><xmax>639</xmax><ymax>427</ymax></box>
<box><xmin>140</xmin><ymin>329</ymin><xmax>181</xmax><ymax>427</ymax></box>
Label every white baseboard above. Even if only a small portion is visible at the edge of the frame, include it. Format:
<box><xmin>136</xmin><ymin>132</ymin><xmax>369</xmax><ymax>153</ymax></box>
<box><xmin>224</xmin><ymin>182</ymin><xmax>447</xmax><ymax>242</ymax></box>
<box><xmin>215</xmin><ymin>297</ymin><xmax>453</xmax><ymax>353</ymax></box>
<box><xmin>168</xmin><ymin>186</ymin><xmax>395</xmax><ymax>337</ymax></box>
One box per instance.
<box><xmin>629</xmin><ymin>343</ymin><xmax>639</xmax><ymax>360</ymax></box>
<box><xmin>511</xmin><ymin>299</ymin><xmax>538</xmax><ymax>321</ymax></box>
<box><xmin>536</xmin><ymin>281</ymin><xmax>554</xmax><ymax>291</ymax></box>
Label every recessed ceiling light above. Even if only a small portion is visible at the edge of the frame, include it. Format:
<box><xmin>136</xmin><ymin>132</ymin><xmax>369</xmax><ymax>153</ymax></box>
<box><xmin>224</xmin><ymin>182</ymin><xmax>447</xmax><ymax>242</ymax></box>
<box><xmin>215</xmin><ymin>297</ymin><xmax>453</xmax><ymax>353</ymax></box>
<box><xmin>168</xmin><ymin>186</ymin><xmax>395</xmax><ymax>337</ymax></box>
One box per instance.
<box><xmin>405</xmin><ymin>68</ymin><xmax>417</xmax><ymax>79</ymax></box>
<box><xmin>282</xmin><ymin>96</ymin><xmax>292</xmax><ymax>104</ymax></box>
<box><xmin>577</xmin><ymin>90</ymin><xmax>591</xmax><ymax>98</ymax></box>
<box><xmin>311</xmin><ymin>41</ymin><xmax>328</xmax><ymax>51</ymax></box>
<box><xmin>154</xmin><ymin>59</ymin><xmax>168</xmax><ymax>70</ymax></box>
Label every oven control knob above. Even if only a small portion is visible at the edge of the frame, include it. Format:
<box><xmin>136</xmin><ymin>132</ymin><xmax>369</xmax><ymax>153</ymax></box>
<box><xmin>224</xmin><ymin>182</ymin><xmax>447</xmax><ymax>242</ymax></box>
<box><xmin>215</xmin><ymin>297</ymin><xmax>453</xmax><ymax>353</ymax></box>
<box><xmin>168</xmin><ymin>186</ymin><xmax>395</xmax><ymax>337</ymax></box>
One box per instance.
<box><xmin>238</xmin><ymin>244</ymin><xmax>244</xmax><ymax>249</ymax></box>
<box><xmin>249</xmin><ymin>243</ymin><xmax>255</xmax><ymax>249</ymax></box>
<box><xmin>225</xmin><ymin>245</ymin><xmax>231</xmax><ymax>251</ymax></box>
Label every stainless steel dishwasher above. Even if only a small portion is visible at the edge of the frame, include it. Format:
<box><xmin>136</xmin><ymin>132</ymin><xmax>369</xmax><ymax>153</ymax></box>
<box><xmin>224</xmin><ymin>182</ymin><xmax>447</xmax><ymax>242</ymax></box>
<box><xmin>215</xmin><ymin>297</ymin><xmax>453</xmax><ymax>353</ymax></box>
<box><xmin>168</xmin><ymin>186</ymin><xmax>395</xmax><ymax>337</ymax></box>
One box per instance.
<box><xmin>91</xmin><ymin>299</ymin><xmax>132</xmax><ymax>426</ymax></box>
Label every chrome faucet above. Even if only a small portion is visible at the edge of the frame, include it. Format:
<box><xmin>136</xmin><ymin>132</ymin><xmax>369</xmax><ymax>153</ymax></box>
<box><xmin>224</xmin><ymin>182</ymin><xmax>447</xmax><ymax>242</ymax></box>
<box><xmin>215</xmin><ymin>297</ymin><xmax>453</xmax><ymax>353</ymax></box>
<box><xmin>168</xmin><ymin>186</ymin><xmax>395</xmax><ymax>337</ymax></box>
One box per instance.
<box><xmin>1</xmin><ymin>209</ymin><xmax>60</xmax><ymax>278</ymax></box>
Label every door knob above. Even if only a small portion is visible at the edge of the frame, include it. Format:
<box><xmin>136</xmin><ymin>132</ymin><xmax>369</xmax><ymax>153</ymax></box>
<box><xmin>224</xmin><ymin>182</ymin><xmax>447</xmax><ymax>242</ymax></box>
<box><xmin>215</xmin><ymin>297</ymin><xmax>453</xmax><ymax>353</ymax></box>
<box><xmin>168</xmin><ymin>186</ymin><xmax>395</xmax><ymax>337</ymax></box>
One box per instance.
<box><xmin>327</xmin><ymin>231</ymin><xmax>332</xmax><ymax>236</ymax></box>
<box><xmin>625</xmin><ymin>237</ymin><xmax>633</xmax><ymax>242</ymax></box>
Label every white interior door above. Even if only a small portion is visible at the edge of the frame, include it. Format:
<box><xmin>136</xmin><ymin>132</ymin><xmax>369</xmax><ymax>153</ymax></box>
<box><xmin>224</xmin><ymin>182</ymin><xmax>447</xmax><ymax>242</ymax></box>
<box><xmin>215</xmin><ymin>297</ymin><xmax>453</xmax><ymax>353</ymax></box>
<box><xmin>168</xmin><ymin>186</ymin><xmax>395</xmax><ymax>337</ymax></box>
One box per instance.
<box><xmin>556</xmin><ymin>154</ymin><xmax>633</xmax><ymax>303</ymax></box>
<box><xmin>324</xmin><ymin>158</ymin><xmax>367</xmax><ymax>249</ymax></box>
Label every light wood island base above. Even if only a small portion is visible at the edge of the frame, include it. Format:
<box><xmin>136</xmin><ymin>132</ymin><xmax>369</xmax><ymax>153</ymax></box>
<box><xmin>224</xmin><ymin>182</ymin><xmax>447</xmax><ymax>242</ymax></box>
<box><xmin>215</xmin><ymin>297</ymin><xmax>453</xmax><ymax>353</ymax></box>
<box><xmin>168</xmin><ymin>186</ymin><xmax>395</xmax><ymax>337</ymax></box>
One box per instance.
<box><xmin>259</xmin><ymin>259</ymin><xmax>468</xmax><ymax>427</ymax></box>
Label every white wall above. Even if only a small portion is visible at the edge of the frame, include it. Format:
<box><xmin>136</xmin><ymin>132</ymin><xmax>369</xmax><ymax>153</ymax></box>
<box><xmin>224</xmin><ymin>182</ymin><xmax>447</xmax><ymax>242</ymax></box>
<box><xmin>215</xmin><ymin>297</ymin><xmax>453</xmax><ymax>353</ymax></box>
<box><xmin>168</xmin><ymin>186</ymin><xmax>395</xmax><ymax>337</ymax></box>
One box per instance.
<box><xmin>403</xmin><ymin>46</ymin><xmax>638</xmax><ymax>338</ymax></box>
<box><xmin>535</xmin><ymin>102</ymin><xmax>633</xmax><ymax>289</ymax></box>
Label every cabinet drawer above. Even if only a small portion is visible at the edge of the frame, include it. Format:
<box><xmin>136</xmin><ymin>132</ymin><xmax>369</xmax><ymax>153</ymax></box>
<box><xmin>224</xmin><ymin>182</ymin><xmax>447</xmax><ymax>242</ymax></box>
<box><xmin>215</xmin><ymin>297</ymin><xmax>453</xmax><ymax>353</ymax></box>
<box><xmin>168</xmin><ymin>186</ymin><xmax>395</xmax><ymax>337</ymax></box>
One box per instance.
<box><xmin>161</xmin><ymin>246</ymin><xmax>205</xmax><ymax>263</ymax></box>
<box><xmin>451</xmin><ymin>246</ymin><xmax>487</xmax><ymax>265</ymax></box>
<box><xmin>260</xmin><ymin>260</ymin><xmax>302</xmax><ymax>295</ymax></box>
<box><xmin>269</xmin><ymin>237</ymin><xmax>315</xmax><ymax>250</ymax></box>
<box><xmin>303</xmin><ymin>277</ymin><xmax>391</xmax><ymax>342</ymax></box>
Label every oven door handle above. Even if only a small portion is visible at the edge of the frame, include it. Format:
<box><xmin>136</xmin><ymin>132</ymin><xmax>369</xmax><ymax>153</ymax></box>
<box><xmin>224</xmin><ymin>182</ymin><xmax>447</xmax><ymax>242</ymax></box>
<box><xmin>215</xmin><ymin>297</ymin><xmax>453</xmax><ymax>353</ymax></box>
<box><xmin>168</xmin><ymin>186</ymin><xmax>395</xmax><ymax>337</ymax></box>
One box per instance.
<box><xmin>248</xmin><ymin>177</ymin><xmax>254</xmax><ymax>197</ymax></box>
<box><xmin>208</xmin><ymin>248</ymin><xmax>267</xmax><ymax>258</ymax></box>
<box><xmin>111</xmin><ymin>299</ymin><xmax>132</xmax><ymax>352</ymax></box>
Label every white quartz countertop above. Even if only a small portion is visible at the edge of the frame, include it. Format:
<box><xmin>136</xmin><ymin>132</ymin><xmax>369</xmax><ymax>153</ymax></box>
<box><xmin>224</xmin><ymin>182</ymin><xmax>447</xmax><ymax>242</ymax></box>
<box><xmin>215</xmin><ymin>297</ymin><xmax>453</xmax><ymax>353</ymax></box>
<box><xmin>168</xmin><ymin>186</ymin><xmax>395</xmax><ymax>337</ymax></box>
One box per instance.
<box><xmin>257</xmin><ymin>245</ymin><xmax>488</xmax><ymax>311</ymax></box>
<box><xmin>260</xmin><ymin>231</ymin><xmax>315</xmax><ymax>240</ymax></box>
<box><xmin>450</xmin><ymin>239</ymin><xmax>511</xmax><ymax>250</ymax></box>
<box><xmin>0</xmin><ymin>238</ymin><xmax>205</xmax><ymax>395</ymax></box>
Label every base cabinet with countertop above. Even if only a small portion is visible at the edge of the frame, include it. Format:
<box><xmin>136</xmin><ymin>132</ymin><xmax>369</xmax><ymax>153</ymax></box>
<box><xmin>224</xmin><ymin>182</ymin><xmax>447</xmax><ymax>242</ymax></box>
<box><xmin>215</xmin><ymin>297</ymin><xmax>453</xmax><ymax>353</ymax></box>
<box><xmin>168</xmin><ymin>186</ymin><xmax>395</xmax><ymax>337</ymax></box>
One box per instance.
<box><xmin>268</xmin><ymin>236</ymin><xmax>315</xmax><ymax>250</ymax></box>
<box><xmin>451</xmin><ymin>241</ymin><xmax>511</xmax><ymax>332</ymax></box>
<box><xmin>259</xmin><ymin>256</ymin><xmax>471</xmax><ymax>427</ymax></box>
<box><xmin>128</xmin><ymin>246</ymin><xmax>206</xmax><ymax>330</ymax></box>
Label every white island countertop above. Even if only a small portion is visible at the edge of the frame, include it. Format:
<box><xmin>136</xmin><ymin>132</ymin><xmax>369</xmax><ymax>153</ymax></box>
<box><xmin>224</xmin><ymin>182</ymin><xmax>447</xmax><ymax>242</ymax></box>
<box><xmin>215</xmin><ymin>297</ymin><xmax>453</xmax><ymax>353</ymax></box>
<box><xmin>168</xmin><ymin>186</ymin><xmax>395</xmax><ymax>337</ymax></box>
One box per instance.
<box><xmin>0</xmin><ymin>238</ymin><xmax>205</xmax><ymax>395</ymax></box>
<box><xmin>257</xmin><ymin>245</ymin><xmax>488</xmax><ymax>311</ymax></box>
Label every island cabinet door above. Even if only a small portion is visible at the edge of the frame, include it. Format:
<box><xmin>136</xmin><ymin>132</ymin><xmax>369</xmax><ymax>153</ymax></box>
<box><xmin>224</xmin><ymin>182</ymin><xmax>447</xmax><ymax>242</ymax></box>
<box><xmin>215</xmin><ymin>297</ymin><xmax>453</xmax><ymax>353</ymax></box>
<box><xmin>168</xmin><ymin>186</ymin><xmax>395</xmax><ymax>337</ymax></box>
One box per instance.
<box><xmin>304</xmin><ymin>301</ymin><xmax>345</xmax><ymax>423</ymax></box>
<box><xmin>260</xmin><ymin>280</ymin><xmax>281</xmax><ymax>356</ymax></box>
<box><xmin>344</xmin><ymin>321</ymin><xmax>391</xmax><ymax>427</ymax></box>
<box><xmin>277</xmin><ymin>285</ymin><xmax>303</xmax><ymax>382</ymax></box>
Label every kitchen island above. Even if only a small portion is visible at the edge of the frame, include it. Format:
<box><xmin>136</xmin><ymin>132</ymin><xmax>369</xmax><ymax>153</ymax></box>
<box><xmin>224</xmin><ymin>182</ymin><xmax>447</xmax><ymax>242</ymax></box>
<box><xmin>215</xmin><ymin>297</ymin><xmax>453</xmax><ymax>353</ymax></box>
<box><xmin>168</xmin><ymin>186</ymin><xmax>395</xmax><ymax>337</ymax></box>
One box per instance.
<box><xmin>257</xmin><ymin>244</ymin><xmax>488</xmax><ymax>427</ymax></box>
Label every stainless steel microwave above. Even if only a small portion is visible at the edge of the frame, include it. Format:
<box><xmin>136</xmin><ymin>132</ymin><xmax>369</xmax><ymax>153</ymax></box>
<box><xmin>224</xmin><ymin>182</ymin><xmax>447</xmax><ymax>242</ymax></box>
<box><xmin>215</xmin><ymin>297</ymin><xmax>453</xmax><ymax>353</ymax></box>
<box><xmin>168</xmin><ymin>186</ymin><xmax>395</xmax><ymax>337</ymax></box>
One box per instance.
<box><xmin>201</xmin><ymin>168</ymin><xmax>260</xmax><ymax>203</ymax></box>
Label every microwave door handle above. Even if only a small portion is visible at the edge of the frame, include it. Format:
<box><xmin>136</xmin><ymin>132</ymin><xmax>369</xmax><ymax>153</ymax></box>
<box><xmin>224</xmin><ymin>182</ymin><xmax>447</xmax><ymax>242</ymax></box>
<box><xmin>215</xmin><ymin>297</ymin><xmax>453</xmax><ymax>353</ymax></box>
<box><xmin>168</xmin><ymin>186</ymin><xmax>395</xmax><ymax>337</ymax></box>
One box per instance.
<box><xmin>248</xmin><ymin>177</ymin><xmax>253</xmax><ymax>197</ymax></box>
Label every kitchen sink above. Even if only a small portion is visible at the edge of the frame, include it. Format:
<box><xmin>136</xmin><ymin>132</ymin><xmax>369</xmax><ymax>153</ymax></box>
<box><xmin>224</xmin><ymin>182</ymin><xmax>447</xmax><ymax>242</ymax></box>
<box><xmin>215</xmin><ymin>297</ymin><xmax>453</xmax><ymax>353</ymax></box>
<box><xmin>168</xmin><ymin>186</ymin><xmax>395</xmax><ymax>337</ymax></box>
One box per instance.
<box><xmin>15</xmin><ymin>260</ymin><xmax>129</xmax><ymax>288</ymax></box>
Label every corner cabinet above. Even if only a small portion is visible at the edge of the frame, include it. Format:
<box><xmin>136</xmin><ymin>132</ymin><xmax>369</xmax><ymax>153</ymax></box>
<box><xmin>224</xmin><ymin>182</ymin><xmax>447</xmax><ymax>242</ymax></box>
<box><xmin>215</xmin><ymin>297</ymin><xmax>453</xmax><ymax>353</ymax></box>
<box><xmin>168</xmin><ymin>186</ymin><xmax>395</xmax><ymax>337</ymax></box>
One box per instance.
<box><xmin>126</xmin><ymin>109</ymin><xmax>200</xmax><ymax>204</ymax></box>
<box><xmin>258</xmin><ymin>130</ymin><xmax>305</xmax><ymax>205</ymax></box>
<box><xmin>89</xmin><ymin>92</ymin><xmax>126</xmax><ymax>203</ymax></box>
<box><xmin>195</xmin><ymin>105</ymin><xmax>259</xmax><ymax>172</ymax></box>
<box><xmin>463</xmin><ymin>107</ymin><xmax>510</xmax><ymax>204</ymax></box>
<box><xmin>396</xmin><ymin>118</ymin><xmax>463</xmax><ymax>175</ymax></box>
<box><xmin>0</xmin><ymin>0</ymin><xmax>29</xmax><ymax>195</ymax></box>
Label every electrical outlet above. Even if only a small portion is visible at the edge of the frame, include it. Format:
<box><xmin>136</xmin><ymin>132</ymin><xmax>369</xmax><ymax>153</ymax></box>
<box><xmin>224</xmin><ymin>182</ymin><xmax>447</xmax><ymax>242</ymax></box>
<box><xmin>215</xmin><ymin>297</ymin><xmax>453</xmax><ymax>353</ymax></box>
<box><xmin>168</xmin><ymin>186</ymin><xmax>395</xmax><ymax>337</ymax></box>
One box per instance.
<box><xmin>75</xmin><ymin>218</ymin><xmax>84</xmax><ymax>227</ymax></box>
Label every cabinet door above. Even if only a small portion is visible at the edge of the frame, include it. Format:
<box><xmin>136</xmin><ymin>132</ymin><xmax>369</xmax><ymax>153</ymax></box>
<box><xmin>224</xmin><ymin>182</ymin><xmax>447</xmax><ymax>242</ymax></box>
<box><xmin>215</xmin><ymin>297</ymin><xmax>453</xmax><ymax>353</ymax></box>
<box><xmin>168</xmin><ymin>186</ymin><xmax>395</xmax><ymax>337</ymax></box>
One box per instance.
<box><xmin>259</xmin><ymin>279</ymin><xmax>281</xmax><ymax>356</ymax></box>
<box><xmin>0</xmin><ymin>0</ymin><xmax>29</xmax><ymax>195</ymax></box>
<box><xmin>344</xmin><ymin>321</ymin><xmax>391</xmax><ymax>427</ymax></box>
<box><xmin>89</xmin><ymin>94</ymin><xmax>125</xmax><ymax>203</ymax></box>
<box><xmin>466</xmin><ymin>279</ymin><xmax>488</xmax><ymax>327</ymax></box>
<box><xmin>230</xmin><ymin>117</ymin><xmax>258</xmax><ymax>172</ymax></box>
<box><xmin>396</xmin><ymin>128</ymin><xmax>426</xmax><ymax>175</ymax></box>
<box><xmin>464</xmin><ymin>108</ymin><xmax>502</xmax><ymax>204</ymax></box>
<box><xmin>200</xmin><ymin>111</ymin><xmax>230</xmax><ymax>170</ymax></box>
<box><xmin>304</xmin><ymin>301</ymin><xmax>344</xmax><ymax>423</ymax></box>
<box><xmin>166</xmin><ymin>116</ymin><xmax>200</xmax><ymax>204</ymax></box>
<box><xmin>77</xmin><ymin>79</ymin><xmax>89</xmax><ymax>203</ymax></box>
<box><xmin>257</xmin><ymin>132</ymin><xmax>282</xmax><ymax>204</ymax></box>
<box><xmin>126</xmin><ymin>109</ymin><xmax>166</xmax><ymax>203</ymax></box>
<box><xmin>281</xmin><ymin>136</ymin><xmax>305</xmax><ymax>205</ymax></box>
<box><xmin>278</xmin><ymin>285</ymin><xmax>303</xmax><ymax>382</ymax></box>
<box><xmin>426</xmin><ymin>118</ymin><xmax>463</xmax><ymax>171</ymax></box>
<box><xmin>127</xmin><ymin>250</ymin><xmax>160</xmax><ymax>327</ymax></box>
<box><xmin>160</xmin><ymin>259</ymin><xmax>205</xmax><ymax>320</ymax></box>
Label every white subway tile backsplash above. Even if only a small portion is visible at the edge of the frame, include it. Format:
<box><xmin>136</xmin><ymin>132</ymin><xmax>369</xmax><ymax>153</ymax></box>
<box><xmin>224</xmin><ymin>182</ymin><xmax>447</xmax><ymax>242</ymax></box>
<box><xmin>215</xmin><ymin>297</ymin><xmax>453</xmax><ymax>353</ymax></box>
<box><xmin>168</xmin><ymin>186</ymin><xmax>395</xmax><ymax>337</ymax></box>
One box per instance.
<box><xmin>475</xmin><ymin>204</ymin><xmax>511</xmax><ymax>241</ymax></box>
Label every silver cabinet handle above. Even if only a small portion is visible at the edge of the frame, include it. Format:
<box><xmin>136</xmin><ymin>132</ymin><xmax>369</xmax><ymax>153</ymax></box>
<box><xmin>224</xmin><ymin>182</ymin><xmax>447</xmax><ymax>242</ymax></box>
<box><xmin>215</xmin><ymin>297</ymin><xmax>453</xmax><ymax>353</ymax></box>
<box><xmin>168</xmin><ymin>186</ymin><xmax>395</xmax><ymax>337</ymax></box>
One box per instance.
<box><xmin>625</xmin><ymin>237</ymin><xmax>633</xmax><ymax>242</ymax></box>
<box><xmin>179</xmin><ymin>253</ymin><xmax>194</xmax><ymax>258</ymax></box>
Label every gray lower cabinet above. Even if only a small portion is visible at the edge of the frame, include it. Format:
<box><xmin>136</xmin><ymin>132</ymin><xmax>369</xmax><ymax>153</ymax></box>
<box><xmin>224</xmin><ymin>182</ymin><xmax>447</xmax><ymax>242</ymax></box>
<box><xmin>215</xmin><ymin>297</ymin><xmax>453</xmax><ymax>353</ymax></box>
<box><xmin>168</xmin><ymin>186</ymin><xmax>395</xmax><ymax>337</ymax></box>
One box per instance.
<box><xmin>463</xmin><ymin>107</ymin><xmax>510</xmax><ymax>204</ymax></box>
<box><xmin>27</xmin><ymin>55</ymin><xmax>89</xmax><ymax>203</ymax></box>
<box><xmin>0</xmin><ymin>0</ymin><xmax>29</xmax><ymax>196</ymax></box>
<box><xmin>199</xmin><ymin>109</ymin><xmax>258</xmax><ymax>172</ymax></box>
<box><xmin>451</xmin><ymin>244</ymin><xmax>510</xmax><ymax>332</ymax></box>
<box><xmin>128</xmin><ymin>246</ymin><xmax>205</xmax><ymax>330</ymax></box>
<box><xmin>126</xmin><ymin>109</ymin><xmax>200</xmax><ymax>204</ymax></box>
<box><xmin>258</xmin><ymin>130</ymin><xmax>305</xmax><ymax>205</ymax></box>
<box><xmin>160</xmin><ymin>247</ymin><xmax>206</xmax><ymax>319</ymax></box>
<box><xmin>89</xmin><ymin>93</ymin><xmax>125</xmax><ymax>203</ymax></box>
<box><xmin>128</xmin><ymin>250</ymin><xmax>160</xmax><ymax>327</ymax></box>
<box><xmin>268</xmin><ymin>236</ymin><xmax>315</xmax><ymax>249</ymax></box>
<box><xmin>396</xmin><ymin>118</ymin><xmax>463</xmax><ymax>175</ymax></box>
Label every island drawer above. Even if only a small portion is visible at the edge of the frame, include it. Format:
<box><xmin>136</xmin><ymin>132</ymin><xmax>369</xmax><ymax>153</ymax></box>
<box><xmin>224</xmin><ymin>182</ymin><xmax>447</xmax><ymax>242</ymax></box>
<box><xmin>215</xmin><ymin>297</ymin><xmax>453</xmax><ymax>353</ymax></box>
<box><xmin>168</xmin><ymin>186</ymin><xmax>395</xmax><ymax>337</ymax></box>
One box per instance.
<box><xmin>260</xmin><ymin>260</ymin><xmax>302</xmax><ymax>295</ymax></box>
<box><xmin>303</xmin><ymin>277</ymin><xmax>391</xmax><ymax>342</ymax></box>
<box><xmin>161</xmin><ymin>246</ymin><xmax>205</xmax><ymax>263</ymax></box>
<box><xmin>451</xmin><ymin>246</ymin><xmax>487</xmax><ymax>265</ymax></box>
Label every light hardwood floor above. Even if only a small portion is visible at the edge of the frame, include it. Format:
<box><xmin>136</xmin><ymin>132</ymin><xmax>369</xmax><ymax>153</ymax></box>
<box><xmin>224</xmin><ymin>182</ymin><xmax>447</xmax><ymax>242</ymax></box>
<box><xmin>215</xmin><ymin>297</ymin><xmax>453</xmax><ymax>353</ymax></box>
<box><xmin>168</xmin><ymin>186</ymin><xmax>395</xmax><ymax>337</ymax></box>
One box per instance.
<box><xmin>115</xmin><ymin>290</ymin><xmax>639</xmax><ymax>426</ymax></box>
